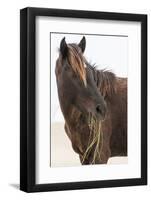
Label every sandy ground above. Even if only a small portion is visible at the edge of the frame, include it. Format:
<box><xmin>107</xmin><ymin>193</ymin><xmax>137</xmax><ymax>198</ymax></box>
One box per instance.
<box><xmin>51</xmin><ymin>122</ymin><xmax>128</xmax><ymax>167</ymax></box>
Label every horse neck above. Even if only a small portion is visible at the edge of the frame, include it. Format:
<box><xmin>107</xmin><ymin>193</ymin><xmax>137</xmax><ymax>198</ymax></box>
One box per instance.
<box><xmin>92</xmin><ymin>68</ymin><xmax>117</xmax><ymax>99</ymax></box>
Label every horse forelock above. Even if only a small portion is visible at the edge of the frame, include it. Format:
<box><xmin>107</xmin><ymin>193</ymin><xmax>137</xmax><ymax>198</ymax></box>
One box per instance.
<box><xmin>67</xmin><ymin>44</ymin><xmax>87</xmax><ymax>86</ymax></box>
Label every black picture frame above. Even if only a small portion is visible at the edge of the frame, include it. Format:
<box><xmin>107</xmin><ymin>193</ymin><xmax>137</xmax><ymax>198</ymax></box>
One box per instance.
<box><xmin>20</xmin><ymin>7</ymin><xmax>147</xmax><ymax>192</ymax></box>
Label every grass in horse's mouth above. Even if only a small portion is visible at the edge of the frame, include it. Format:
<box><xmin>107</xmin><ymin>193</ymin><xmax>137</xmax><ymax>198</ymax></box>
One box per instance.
<box><xmin>81</xmin><ymin>113</ymin><xmax>103</xmax><ymax>164</ymax></box>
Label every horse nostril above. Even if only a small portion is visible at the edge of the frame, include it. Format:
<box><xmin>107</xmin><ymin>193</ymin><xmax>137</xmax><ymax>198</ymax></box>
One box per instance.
<box><xmin>96</xmin><ymin>104</ymin><xmax>102</xmax><ymax>114</ymax></box>
<box><xmin>96</xmin><ymin>104</ymin><xmax>106</xmax><ymax>118</ymax></box>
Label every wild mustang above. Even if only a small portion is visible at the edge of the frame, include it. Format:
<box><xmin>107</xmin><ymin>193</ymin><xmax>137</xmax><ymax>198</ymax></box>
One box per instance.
<box><xmin>55</xmin><ymin>36</ymin><xmax>127</xmax><ymax>164</ymax></box>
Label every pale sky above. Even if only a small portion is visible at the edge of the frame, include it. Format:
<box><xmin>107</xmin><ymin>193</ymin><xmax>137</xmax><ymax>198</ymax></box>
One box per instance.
<box><xmin>51</xmin><ymin>33</ymin><xmax>128</xmax><ymax>122</ymax></box>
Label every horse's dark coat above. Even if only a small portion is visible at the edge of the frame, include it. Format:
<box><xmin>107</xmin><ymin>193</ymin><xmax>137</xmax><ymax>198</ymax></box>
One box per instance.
<box><xmin>55</xmin><ymin>37</ymin><xmax>127</xmax><ymax>164</ymax></box>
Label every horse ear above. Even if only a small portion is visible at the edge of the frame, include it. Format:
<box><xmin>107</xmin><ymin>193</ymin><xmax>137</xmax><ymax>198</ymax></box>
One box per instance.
<box><xmin>60</xmin><ymin>37</ymin><xmax>68</xmax><ymax>58</ymax></box>
<box><xmin>78</xmin><ymin>36</ymin><xmax>86</xmax><ymax>53</ymax></box>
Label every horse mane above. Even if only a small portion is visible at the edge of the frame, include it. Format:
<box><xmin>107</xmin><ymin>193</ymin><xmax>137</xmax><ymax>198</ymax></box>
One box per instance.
<box><xmin>89</xmin><ymin>65</ymin><xmax>117</xmax><ymax>98</ymax></box>
<box><xmin>98</xmin><ymin>70</ymin><xmax>117</xmax><ymax>97</ymax></box>
<box><xmin>67</xmin><ymin>44</ymin><xmax>87</xmax><ymax>86</ymax></box>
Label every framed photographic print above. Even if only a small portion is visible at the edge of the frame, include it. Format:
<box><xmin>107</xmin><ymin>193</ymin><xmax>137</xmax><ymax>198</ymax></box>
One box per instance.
<box><xmin>20</xmin><ymin>7</ymin><xmax>147</xmax><ymax>192</ymax></box>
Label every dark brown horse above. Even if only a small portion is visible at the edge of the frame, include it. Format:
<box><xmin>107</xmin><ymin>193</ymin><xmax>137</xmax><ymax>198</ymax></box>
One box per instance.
<box><xmin>55</xmin><ymin>36</ymin><xmax>127</xmax><ymax>164</ymax></box>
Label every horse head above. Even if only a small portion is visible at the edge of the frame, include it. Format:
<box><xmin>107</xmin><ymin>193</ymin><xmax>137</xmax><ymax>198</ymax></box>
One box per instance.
<box><xmin>55</xmin><ymin>36</ymin><xmax>107</xmax><ymax>121</ymax></box>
